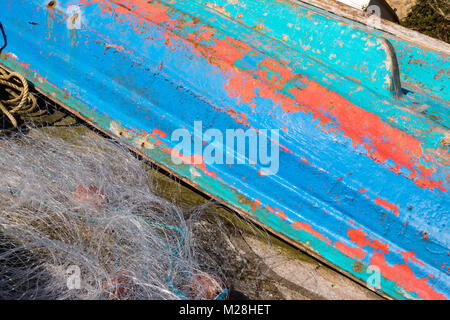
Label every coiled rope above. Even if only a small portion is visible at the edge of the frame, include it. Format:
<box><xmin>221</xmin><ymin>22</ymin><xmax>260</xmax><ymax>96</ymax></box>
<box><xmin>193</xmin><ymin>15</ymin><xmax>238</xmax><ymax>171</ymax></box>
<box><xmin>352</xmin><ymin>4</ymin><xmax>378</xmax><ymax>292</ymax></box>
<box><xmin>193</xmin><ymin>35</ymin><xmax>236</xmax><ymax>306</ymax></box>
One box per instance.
<box><xmin>0</xmin><ymin>67</ymin><xmax>37</xmax><ymax>130</ymax></box>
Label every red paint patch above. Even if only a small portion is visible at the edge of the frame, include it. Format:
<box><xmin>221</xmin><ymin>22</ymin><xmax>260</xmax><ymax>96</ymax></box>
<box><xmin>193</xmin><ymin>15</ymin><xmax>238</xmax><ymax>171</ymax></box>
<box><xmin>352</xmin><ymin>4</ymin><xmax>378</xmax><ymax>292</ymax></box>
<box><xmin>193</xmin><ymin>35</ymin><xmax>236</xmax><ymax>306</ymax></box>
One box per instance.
<box><xmin>292</xmin><ymin>220</ymin><xmax>330</xmax><ymax>243</ymax></box>
<box><xmin>401</xmin><ymin>251</ymin><xmax>425</xmax><ymax>266</ymax></box>
<box><xmin>212</xmin><ymin>36</ymin><xmax>248</xmax><ymax>65</ymax></box>
<box><xmin>251</xmin><ymin>198</ymin><xmax>261</xmax><ymax>212</ymax></box>
<box><xmin>334</xmin><ymin>241</ymin><xmax>366</xmax><ymax>260</ymax></box>
<box><xmin>151</xmin><ymin>128</ymin><xmax>168</xmax><ymax>138</ymax></box>
<box><xmin>374</xmin><ymin>197</ymin><xmax>400</xmax><ymax>216</ymax></box>
<box><xmin>370</xmin><ymin>251</ymin><xmax>445</xmax><ymax>300</ymax></box>
<box><xmin>266</xmin><ymin>205</ymin><xmax>288</xmax><ymax>221</ymax></box>
<box><xmin>347</xmin><ymin>227</ymin><xmax>389</xmax><ymax>254</ymax></box>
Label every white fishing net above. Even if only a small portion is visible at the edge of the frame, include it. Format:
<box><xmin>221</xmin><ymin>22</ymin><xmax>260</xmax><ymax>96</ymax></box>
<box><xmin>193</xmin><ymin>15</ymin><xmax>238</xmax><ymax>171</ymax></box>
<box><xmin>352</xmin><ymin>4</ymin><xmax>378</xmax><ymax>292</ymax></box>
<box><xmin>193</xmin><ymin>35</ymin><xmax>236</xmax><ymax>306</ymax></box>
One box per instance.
<box><xmin>0</xmin><ymin>122</ymin><xmax>229</xmax><ymax>300</ymax></box>
<box><xmin>0</xmin><ymin>64</ymin><xmax>292</xmax><ymax>300</ymax></box>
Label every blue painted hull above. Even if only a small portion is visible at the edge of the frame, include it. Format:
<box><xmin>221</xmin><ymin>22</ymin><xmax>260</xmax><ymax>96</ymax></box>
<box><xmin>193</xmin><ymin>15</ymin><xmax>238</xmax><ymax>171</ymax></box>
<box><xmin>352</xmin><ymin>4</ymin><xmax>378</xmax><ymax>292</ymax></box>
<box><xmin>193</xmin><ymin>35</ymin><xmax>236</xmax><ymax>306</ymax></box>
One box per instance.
<box><xmin>1</xmin><ymin>0</ymin><xmax>449</xmax><ymax>299</ymax></box>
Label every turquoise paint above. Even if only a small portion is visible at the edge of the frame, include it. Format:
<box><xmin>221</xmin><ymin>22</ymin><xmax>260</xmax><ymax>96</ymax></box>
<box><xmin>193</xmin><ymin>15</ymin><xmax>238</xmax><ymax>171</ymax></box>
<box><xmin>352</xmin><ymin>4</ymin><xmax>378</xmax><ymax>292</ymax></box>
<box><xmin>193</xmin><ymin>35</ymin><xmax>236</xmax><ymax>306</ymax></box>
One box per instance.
<box><xmin>160</xmin><ymin>0</ymin><xmax>446</xmax><ymax>149</ymax></box>
<box><xmin>0</xmin><ymin>56</ymin><xmax>426</xmax><ymax>300</ymax></box>
<box><xmin>1</xmin><ymin>0</ymin><xmax>448</xmax><ymax>300</ymax></box>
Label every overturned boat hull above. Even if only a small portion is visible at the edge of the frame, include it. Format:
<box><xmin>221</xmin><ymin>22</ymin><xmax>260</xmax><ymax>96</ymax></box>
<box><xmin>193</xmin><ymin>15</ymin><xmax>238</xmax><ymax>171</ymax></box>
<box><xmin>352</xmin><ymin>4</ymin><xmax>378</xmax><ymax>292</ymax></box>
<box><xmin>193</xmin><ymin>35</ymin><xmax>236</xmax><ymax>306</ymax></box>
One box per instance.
<box><xmin>1</xmin><ymin>0</ymin><xmax>449</xmax><ymax>299</ymax></box>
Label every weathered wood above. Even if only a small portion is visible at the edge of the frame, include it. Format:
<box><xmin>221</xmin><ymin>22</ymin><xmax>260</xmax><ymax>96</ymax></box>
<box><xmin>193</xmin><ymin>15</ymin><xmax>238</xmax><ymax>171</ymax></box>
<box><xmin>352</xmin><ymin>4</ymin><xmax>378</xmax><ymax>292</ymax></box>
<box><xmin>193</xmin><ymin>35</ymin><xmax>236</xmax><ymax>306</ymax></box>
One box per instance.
<box><xmin>295</xmin><ymin>0</ymin><xmax>450</xmax><ymax>53</ymax></box>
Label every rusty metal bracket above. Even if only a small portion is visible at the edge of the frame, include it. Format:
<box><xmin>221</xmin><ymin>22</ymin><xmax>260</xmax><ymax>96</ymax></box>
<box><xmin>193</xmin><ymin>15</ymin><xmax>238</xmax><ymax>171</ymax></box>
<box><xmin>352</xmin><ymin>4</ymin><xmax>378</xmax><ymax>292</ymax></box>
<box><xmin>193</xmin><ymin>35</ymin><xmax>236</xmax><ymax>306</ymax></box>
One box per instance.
<box><xmin>380</xmin><ymin>38</ymin><xmax>402</xmax><ymax>98</ymax></box>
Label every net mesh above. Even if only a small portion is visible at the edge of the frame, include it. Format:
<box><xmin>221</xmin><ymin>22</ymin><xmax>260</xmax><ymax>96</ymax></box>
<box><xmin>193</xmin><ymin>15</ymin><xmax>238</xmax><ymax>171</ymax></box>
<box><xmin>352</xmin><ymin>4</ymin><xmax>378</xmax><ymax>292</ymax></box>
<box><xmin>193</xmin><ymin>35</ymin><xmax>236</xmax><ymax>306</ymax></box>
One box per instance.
<box><xmin>0</xmin><ymin>70</ymin><xmax>231</xmax><ymax>299</ymax></box>
<box><xmin>0</xmin><ymin>64</ymin><xmax>291</xmax><ymax>300</ymax></box>
<box><xmin>0</xmin><ymin>128</ymin><xmax>230</xmax><ymax>299</ymax></box>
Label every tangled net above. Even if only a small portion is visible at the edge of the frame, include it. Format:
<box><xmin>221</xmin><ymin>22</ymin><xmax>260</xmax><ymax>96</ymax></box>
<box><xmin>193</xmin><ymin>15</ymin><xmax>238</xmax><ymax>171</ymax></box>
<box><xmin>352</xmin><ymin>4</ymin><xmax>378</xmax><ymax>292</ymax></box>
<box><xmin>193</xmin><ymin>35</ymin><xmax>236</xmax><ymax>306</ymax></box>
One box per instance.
<box><xmin>0</xmin><ymin>64</ymin><xmax>229</xmax><ymax>300</ymax></box>
<box><xmin>0</xmin><ymin>64</ymin><xmax>283</xmax><ymax>300</ymax></box>
<box><xmin>0</xmin><ymin>121</ymin><xmax>227</xmax><ymax>300</ymax></box>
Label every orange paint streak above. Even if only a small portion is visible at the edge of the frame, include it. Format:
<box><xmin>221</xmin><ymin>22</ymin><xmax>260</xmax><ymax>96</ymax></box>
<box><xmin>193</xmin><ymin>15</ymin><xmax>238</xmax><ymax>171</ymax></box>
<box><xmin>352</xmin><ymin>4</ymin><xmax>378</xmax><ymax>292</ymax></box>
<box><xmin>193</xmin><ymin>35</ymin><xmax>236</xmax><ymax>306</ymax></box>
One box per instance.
<box><xmin>221</xmin><ymin>105</ymin><xmax>251</xmax><ymax>126</ymax></box>
<box><xmin>190</xmin><ymin>26</ymin><xmax>445</xmax><ymax>191</ymax></box>
<box><xmin>166</xmin><ymin>149</ymin><xmax>218</xmax><ymax>178</ymax></box>
<box><xmin>346</xmin><ymin>75</ymin><xmax>362</xmax><ymax>83</ymax></box>
<box><xmin>151</xmin><ymin>128</ymin><xmax>167</xmax><ymax>138</ymax></box>
<box><xmin>198</xmin><ymin>26</ymin><xmax>215</xmax><ymax>42</ymax></box>
<box><xmin>401</xmin><ymin>251</ymin><xmax>425</xmax><ymax>266</ymax></box>
<box><xmin>347</xmin><ymin>227</ymin><xmax>445</xmax><ymax>299</ymax></box>
<box><xmin>292</xmin><ymin>220</ymin><xmax>330</xmax><ymax>243</ymax></box>
<box><xmin>334</xmin><ymin>241</ymin><xmax>366</xmax><ymax>260</ymax></box>
<box><xmin>374</xmin><ymin>197</ymin><xmax>400</xmax><ymax>216</ymax></box>
<box><xmin>251</xmin><ymin>198</ymin><xmax>261</xmax><ymax>212</ymax></box>
<box><xmin>347</xmin><ymin>227</ymin><xmax>389</xmax><ymax>254</ymax></box>
<box><xmin>289</xmin><ymin>79</ymin><xmax>444</xmax><ymax>191</ymax></box>
<box><xmin>370</xmin><ymin>252</ymin><xmax>445</xmax><ymax>300</ymax></box>
<box><xmin>225</xmin><ymin>72</ymin><xmax>258</xmax><ymax>105</ymax></box>
<box><xmin>266</xmin><ymin>205</ymin><xmax>288</xmax><ymax>221</ymax></box>
<box><xmin>212</xmin><ymin>37</ymin><xmax>247</xmax><ymax>65</ymax></box>
<box><xmin>146</xmin><ymin>128</ymin><xmax>218</xmax><ymax>179</ymax></box>
<box><xmin>258</xmin><ymin>58</ymin><xmax>296</xmax><ymax>88</ymax></box>
<box><xmin>92</xmin><ymin>0</ymin><xmax>172</xmax><ymax>24</ymax></box>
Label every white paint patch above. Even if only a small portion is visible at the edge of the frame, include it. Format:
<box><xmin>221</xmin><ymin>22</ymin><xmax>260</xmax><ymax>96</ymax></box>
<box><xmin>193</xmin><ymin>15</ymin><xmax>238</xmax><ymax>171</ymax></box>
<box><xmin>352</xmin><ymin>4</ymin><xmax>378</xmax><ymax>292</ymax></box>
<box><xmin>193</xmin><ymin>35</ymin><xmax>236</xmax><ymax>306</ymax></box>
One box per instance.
<box><xmin>189</xmin><ymin>167</ymin><xmax>202</xmax><ymax>179</ymax></box>
<box><xmin>9</xmin><ymin>53</ymin><xmax>18</xmax><ymax>60</ymax></box>
<box><xmin>335</xmin><ymin>0</ymin><xmax>370</xmax><ymax>10</ymax></box>
<box><xmin>66</xmin><ymin>5</ymin><xmax>84</xmax><ymax>30</ymax></box>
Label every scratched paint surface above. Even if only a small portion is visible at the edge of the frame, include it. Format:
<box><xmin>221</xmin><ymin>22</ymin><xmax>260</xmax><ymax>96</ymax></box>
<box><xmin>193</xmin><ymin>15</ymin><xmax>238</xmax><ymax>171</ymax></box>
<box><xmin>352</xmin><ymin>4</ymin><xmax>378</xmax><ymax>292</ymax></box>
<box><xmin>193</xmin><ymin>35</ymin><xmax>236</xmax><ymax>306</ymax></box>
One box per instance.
<box><xmin>1</xmin><ymin>0</ymin><xmax>449</xmax><ymax>299</ymax></box>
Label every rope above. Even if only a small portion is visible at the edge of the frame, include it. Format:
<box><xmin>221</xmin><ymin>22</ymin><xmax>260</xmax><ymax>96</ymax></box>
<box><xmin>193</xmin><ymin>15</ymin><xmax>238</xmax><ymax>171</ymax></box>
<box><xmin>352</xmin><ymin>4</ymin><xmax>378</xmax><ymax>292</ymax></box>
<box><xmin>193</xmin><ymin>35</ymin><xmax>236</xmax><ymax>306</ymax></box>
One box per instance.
<box><xmin>0</xmin><ymin>67</ymin><xmax>37</xmax><ymax>130</ymax></box>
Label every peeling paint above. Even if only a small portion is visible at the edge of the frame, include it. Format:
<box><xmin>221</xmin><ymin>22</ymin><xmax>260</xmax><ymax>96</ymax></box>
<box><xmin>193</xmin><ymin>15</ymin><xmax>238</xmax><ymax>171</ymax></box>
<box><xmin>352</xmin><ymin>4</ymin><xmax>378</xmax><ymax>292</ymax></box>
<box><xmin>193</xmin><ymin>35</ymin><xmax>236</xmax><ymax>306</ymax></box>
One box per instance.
<box><xmin>1</xmin><ymin>0</ymin><xmax>448</xmax><ymax>300</ymax></box>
